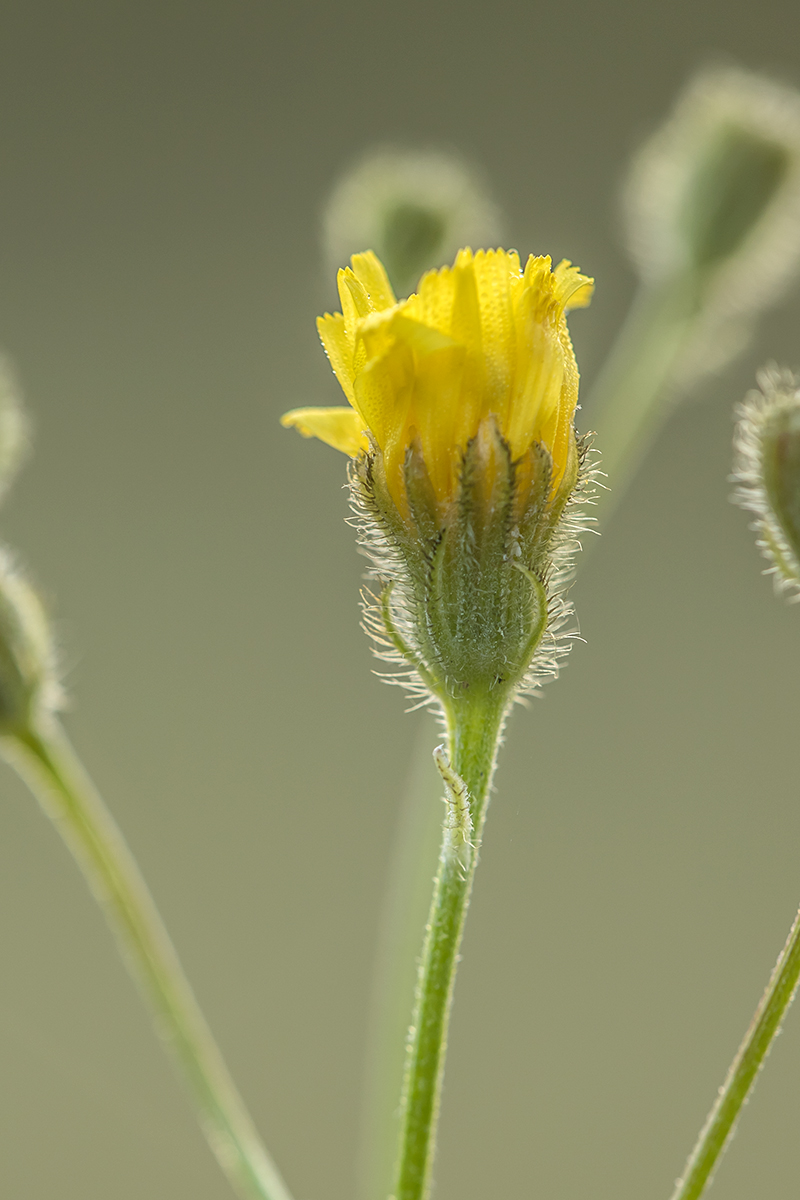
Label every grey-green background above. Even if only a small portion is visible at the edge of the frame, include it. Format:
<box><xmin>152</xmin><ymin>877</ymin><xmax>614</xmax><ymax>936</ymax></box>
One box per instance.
<box><xmin>1</xmin><ymin>2</ymin><xmax>800</xmax><ymax>1197</ymax></box>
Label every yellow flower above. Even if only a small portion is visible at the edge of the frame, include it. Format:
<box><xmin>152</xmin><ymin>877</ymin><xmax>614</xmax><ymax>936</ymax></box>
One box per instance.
<box><xmin>282</xmin><ymin>247</ymin><xmax>592</xmax><ymax>511</ymax></box>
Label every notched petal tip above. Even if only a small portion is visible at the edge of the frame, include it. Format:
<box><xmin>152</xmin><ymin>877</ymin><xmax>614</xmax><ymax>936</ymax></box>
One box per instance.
<box><xmin>338</xmin><ymin>268</ymin><xmax>374</xmax><ymax>323</ymax></box>
<box><xmin>349</xmin><ymin>250</ymin><xmax>398</xmax><ymax>311</ymax></box>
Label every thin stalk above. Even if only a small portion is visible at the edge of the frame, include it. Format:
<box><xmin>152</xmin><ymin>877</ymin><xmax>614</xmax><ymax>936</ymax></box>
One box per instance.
<box><xmin>2</xmin><ymin>716</ymin><xmax>293</xmax><ymax>1200</ymax></box>
<box><xmin>357</xmin><ymin>725</ymin><xmax>443</xmax><ymax>1200</ymax></box>
<box><xmin>669</xmin><ymin>905</ymin><xmax>800</xmax><ymax>1200</ymax></box>
<box><xmin>391</xmin><ymin>691</ymin><xmax>508</xmax><ymax>1200</ymax></box>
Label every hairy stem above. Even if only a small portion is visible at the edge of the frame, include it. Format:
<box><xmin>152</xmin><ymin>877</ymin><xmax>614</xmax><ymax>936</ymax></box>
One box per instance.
<box><xmin>391</xmin><ymin>691</ymin><xmax>508</xmax><ymax>1200</ymax></box>
<box><xmin>2</xmin><ymin>717</ymin><xmax>293</xmax><ymax>1200</ymax></box>
<box><xmin>669</xmin><ymin>905</ymin><xmax>800</xmax><ymax>1200</ymax></box>
<box><xmin>357</xmin><ymin>726</ymin><xmax>443</xmax><ymax>1200</ymax></box>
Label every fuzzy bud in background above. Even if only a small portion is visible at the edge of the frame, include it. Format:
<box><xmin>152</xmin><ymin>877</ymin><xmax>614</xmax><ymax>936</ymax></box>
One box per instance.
<box><xmin>0</xmin><ymin>549</ymin><xmax>60</xmax><ymax>735</ymax></box>
<box><xmin>0</xmin><ymin>364</ymin><xmax>56</xmax><ymax>735</ymax></box>
<box><xmin>322</xmin><ymin>149</ymin><xmax>502</xmax><ymax>299</ymax></box>
<box><xmin>625</xmin><ymin>66</ymin><xmax>800</xmax><ymax>378</ymax></box>
<box><xmin>0</xmin><ymin>358</ymin><xmax>29</xmax><ymax>504</ymax></box>
<box><xmin>733</xmin><ymin>368</ymin><xmax>800</xmax><ymax>599</ymax></box>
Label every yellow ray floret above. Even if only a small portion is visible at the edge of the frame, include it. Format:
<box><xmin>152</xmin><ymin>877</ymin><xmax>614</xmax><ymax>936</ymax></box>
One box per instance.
<box><xmin>282</xmin><ymin>247</ymin><xmax>593</xmax><ymax>507</ymax></box>
<box><xmin>280</xmin><ymin>406</ymin><xmax>368</xmax><ymax>456</ymax></box>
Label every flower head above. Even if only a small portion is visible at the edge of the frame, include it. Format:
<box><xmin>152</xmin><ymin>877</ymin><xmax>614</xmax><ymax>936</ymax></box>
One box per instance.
<box><xmin>283</xmin><ymin>248</ymin><xmax>595</xmax><ymax>705</ymax></box>
<box><xmin>283</xmin><ymin>248</ymin><xmax>592</xmax><ymax>515</ymax></box>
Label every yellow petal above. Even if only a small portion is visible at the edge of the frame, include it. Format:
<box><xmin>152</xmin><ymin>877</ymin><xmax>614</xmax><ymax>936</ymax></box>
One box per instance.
<box><xmin>358</xmin><ymin>309</ymin><xmax>465</xmax><ymax>503</ymax></box>
<box><xmin>471</xmin><ymin>249</ymin><xmax>516</xmax><ymax>408</ymax></box>
<box><xmin>337</xmin><ymin>268</ymin><xmax>374</xmax><ymax>336</ymax></box>
<box><xmin>357</xmin><ymin>308</ymin><xmax>406</xmax><ymax>364</ymax></box>
<box><xmin>317</xmin><ymin>312</ymin><xmax>357</xmax><ymax>405</ymax></box>
<box><xmin>350</xmin><ymin>251</ymin><xmax>397</xmax><ymax>312</ymax></box>
<box><xmin>447</xmin><ymin>262</ymin><xmax>486</xmax><ymax>446</ymax></box>
<box><xmin>549</xmin><ymin>324</ymin><xmax>581</xmax><ymax>488</ymax></box>
<box><xmin>408</xmin><ymin>341</ymin><xmax>467</xmax><ymax>502</ymax></box>
<box><xmin>565</xmin><ymin>281</ymin><xmax>594</xmax><ymax>309</ymax></box>
<box><xmin>405</xmin><ymin>262</ymin><xmax>458</xmax><ymax>345</ymax></box>
<box><xmin>280</xmin><ymin>406</ymin><xmax>368</xmax><ymax>456</ymax></box>
<box><xmin>297</xmin><ymin>247</ymin><xmax>590</xmax><ymax>509</ymax></box>
<box><xmin>553</xmin><ymin>260</ymin><xmax>595</xmax><ymax>310</ymax></box>
<box><xmin>523</xmin><ymin>254</ymin><xmax>553</xmax><ymax>296</ymax></box>
<box><xmin>354</xmin><ymin>332</ymin><xmax>414</xmax><ymax>439</ymax></box>
<box><xmin>505</xmin><ymin>287</ymin><xmax>563</xmax><ymax>458</ymax></box>
<box><xmin>449</xmin><ymin>253</ymin><xmax>482</xmax><ymax>352</ymax></box>
<box><xmin>384</xmin><ymin>312</ymin><xmax>458</xmax><ymax>358</ymax></box>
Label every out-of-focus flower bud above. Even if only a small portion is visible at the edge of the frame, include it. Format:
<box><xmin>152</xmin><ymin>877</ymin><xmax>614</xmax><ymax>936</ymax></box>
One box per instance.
<box><xmin>625</xmin><ymin>67</ymin><xmax>800</xmax><ymax>377</ymax></box>
<box><xmin>0</xmin><ymin>361</ymin><xmax>53</xmax><ymax>733</ymax></box>
<box><xmin>733</xmin><ymin>367</ymin><xmax>800</xmax><ymax>598</ymax></box>
<box><xmin>0</xmin><ymin>549</ymin><xmax>60</xmax><ymax>735</ymax></box>
<box><xmin>322</xmin><ymin>148</ymin><xmax>502</xmax><ymax>298</ymax></box>
<box><xmin>0</xmin><ymin>358</ymin><xmax>29</xmax><ymax>503</ymax></box>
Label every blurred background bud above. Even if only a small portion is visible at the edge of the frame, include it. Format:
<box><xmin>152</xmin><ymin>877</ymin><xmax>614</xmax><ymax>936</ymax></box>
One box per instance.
<box><xmin>0</xmin><ymin>549</ymin><xmax>61</xmax><ymax>735</ymax></box>
<box><xmin>322</xmin><ymin>147</ymin><xmax>502</xmax><ymax>297</ymax></box>
<box><xmin>590</xmin><ymin>66</ymin><xmax>800</xmax><ymax>519</ymax></box>
<box><xmin>0</xmin><ymin>358</ymin><xmax>29</xmax><ymax>504</ymax></box>
<box><xmin>625</xmin><ymin>66</ymin><xmax>800</xmax><ymax>378</ymax></box>
<box><xmin>0</xmin><ymin>367</ymin><xmax>57</xmax><ymax>734</ymax></box>
<box><xmin>733</xmin><ymin>367</ymin><xmax>800</xmax><ymax>598</ymax></box>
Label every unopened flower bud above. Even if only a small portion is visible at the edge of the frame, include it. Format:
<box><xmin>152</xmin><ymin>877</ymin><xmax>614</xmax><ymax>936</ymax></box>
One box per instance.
<box><xmin>283</xmin><ymin>248</ymin><xmax>597</xmax><ymax>705</ymax></box>
<box><xmin>732</xmin><ymin>368</ymin><xmax>800</xmax><ymax>598</ymax></box>
<box><xmin>625</xmin><ymin>67</ymin><xmax>800</xmax><ymax>376</ymax></box>
<box><xmin>0</xmin><ymin>550</ymin><xmax>60</xmax><ymax>734</ymax></box>
<box><xmin>322</xmin><ymin>149</ymin><xmax>502</xmax><ymax>298</ymax></box>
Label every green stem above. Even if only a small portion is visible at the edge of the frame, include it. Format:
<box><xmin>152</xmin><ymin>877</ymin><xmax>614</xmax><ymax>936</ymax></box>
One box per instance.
<box><xmin>2</xmin><ymin>716</ymin><xmax>293</xmax><ymax>1200</ymax></box>
<box><xmin>669</xmin><ymin>905</ymin><xmax>800</xmax><ymax>1200</ymax></box>
<box><xmin>586</xmin><ymin>274</ymin><xmax>700</xmax><ymax>529</ymax></box>
<box><xmin>391</xmin><ymin>690</ymin><xmax>508</xmax><ymax>1200</ymax></box>
<box><xmin>357</xmin><ymin>726</ymin><xmax>443</xmax><ymax>1200</ymax></box>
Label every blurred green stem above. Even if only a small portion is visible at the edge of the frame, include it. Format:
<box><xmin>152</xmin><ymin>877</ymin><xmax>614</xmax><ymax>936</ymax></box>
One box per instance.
<box><xmin>587</xmin><ymin>273</ymin><xmax>700</xmax><ymax>527</ymax></box>
<box><xmin>391</xmin><ymin>691</ymin><xmax>507</xmax><ymax>1200</ymax></box>
<box><xmin>2</xmin><ymin>717</ymin><xmax>293</xmax><ymax>1200</ymax></box>
<box><xmin>669</xmin><ymin>904</ymin><xmax>800</xmax><ymax>1200</ymax></box>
